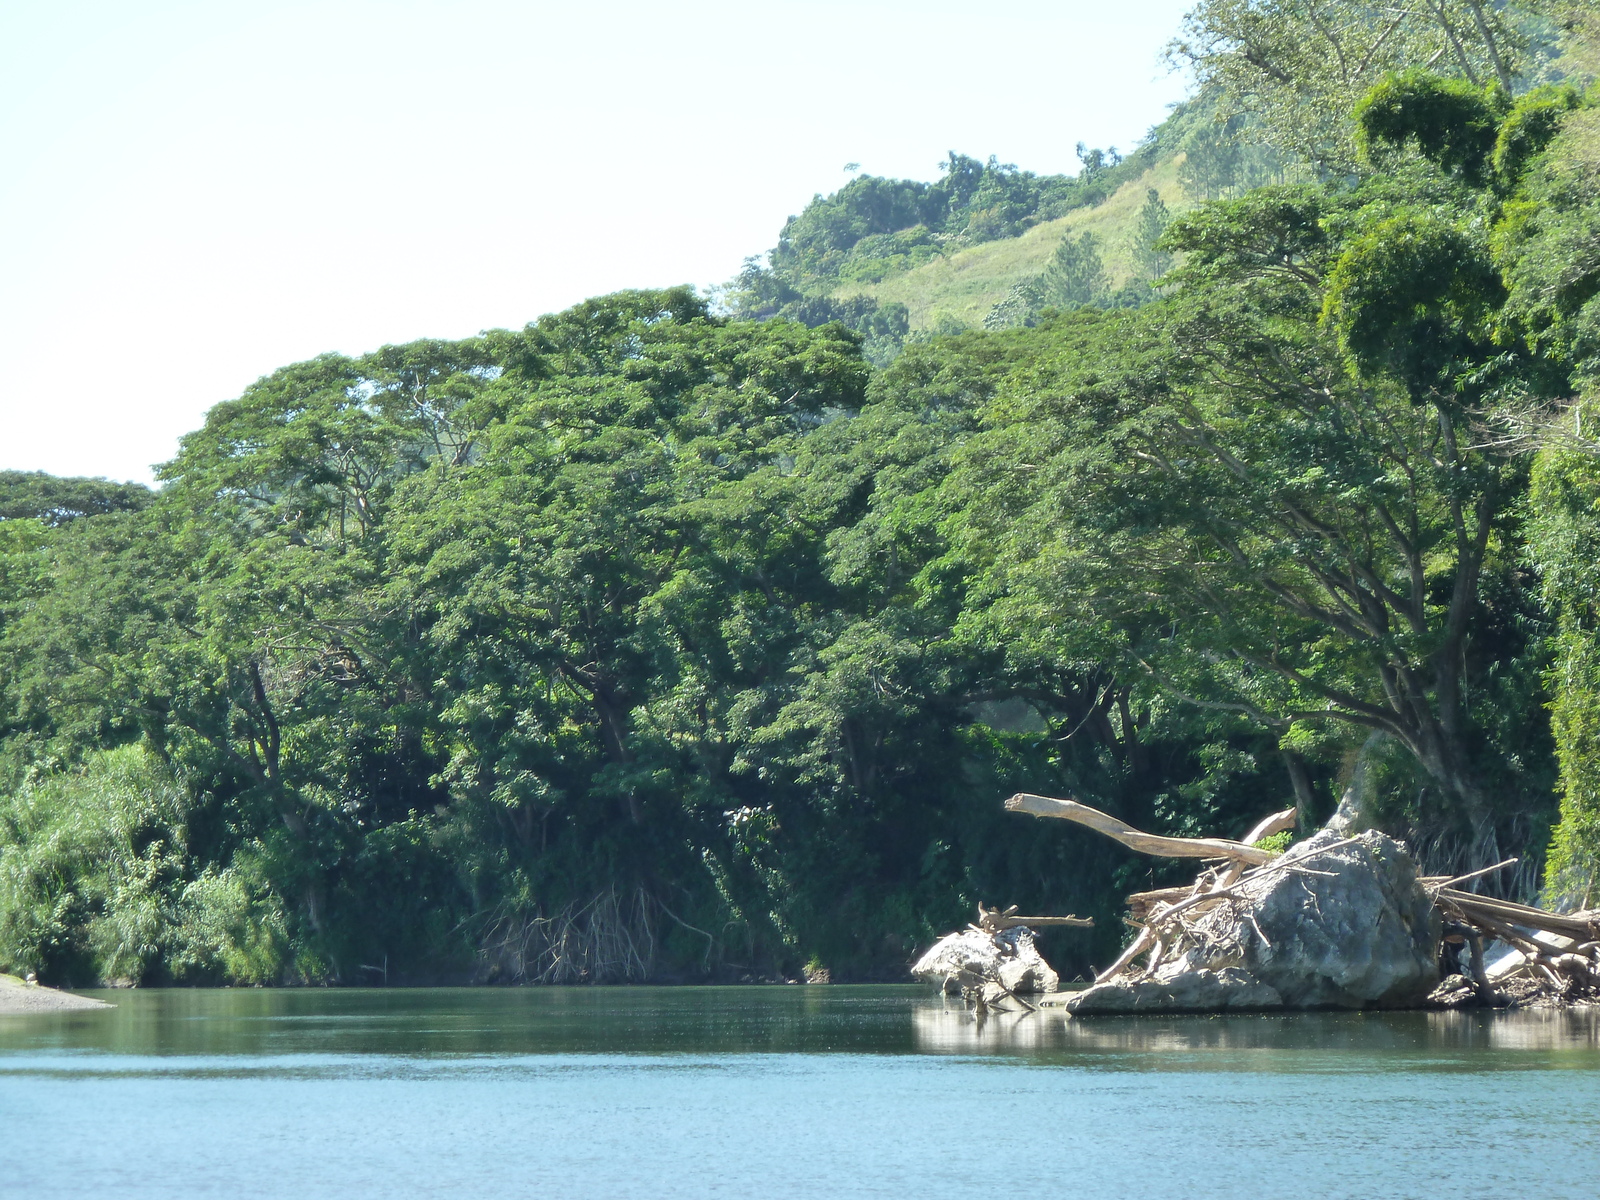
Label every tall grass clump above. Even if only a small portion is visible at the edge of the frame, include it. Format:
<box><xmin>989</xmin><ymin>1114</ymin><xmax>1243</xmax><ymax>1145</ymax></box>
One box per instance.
<box><xmin>0</xmin><ymin>746</ymin><xmax>288</xmax><ymax>986</ymax></box>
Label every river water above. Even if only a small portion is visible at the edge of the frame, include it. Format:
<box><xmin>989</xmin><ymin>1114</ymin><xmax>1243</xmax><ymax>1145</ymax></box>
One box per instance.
<box><xmin>3</xmin><ymin>986</ymin><xmax>1598</xmax><ymax>1198</ymax></box>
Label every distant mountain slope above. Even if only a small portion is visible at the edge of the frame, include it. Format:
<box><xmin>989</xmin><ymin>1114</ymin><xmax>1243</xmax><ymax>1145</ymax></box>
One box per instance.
<box><xmin>831</xmin><ymin>153</ymin><xmax>1188</xmax><ymax>333</ymax></box>
<box><xmin>728</xmin><ymin>91</ymin><xmax>1293</xmax><ymax>353</ymax></box>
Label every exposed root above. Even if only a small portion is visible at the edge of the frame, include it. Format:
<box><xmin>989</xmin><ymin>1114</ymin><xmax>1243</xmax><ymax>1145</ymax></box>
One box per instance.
<box><xmin>475</xmin><ymin>886</ymin><xmax>658</xmax><ymax>984</ymax></box>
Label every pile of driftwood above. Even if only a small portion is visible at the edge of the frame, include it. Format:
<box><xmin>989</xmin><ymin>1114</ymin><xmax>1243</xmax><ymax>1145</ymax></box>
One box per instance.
<box><xmin>1433</xmin><ymin>878</ymin><xmax>1600</xmax><ymax>1006</ymax></box>
<box><xmin>1004</xmin><ymin>792</ymin><xmax>1600</xmax><ymax>1010</ymax></box>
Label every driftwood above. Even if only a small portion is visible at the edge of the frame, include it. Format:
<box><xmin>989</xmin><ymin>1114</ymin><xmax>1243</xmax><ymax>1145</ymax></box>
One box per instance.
<box><xmin>1441</xmin><ymin>920</ymin><xmax>1494</xmax><ymax>1003</ymax></box>
<box><xmin>976</xmin><ymin>903</ymin><xmax>1092</xmax><ymax>932</ymax></box>
<box><xmin>1004</xmin><ymin>793</ymin><xmax>1277</xmax><ymax>864</ymax></box>
<box><xmin>1242</xmin><ymin>807</ymin><xmax>1298</xmax><ymax>844</ymax></box>
<box><xmin>1008</xmin><ymin>793</ymin><xmax>1600</xmax><ymax>1009</ymax></box>
<box><xmin>1094</xmin><ymin>926</ymin><xmax>1155</xmax><ymax>985</ymax></box>
<box><xmin>1430</xmin><ymin>872</ymin><xmax>1600</xmax><ymax>1003</ymax></box>
<box><xmin>1434</xmin><ymin>888</ymin><xmax>1599</xmax><ymax>943</ymax></box>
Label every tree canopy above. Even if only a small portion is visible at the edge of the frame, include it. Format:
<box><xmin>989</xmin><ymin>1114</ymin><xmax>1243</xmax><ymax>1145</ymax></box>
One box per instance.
<box><xmin>3</xmin><ymin>8</ymin><xmax>1599</xmax><ymax>986</ymax></box>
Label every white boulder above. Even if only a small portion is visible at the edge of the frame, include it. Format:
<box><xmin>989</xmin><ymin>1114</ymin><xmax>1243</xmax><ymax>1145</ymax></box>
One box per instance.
<box><xmin>912</xmin><ymin>925</ymin><xmax>1059</xmax><ymax>996</ymax></box>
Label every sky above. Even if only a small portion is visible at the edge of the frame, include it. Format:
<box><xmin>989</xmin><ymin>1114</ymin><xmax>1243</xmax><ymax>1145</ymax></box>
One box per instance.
<box><xmin>0</xmin><ymin>0</ymin><xmax>1196</xmax><ymax>484</ymax></box>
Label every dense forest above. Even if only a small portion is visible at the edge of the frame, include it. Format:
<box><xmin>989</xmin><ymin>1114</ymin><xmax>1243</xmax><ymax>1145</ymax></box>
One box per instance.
<box><xmin>3</xmin><ymin>0</ymin><xmax>1599</xmax><ymax>988</ymax></box>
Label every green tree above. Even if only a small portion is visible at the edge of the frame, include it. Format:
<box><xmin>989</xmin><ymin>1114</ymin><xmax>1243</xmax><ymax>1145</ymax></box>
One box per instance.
<box><xmin>946</xmin><ymin>170</ymin><xmax>1556</xmax><ymax>875</ymax></box>
<box><xmin>0</xmin><ymin>471</ymin><xmax>151</xmax><ymax>525</ymax></box>
<box><xmin>1173</xmin><ymin>0</ymin><xmax>1537</xmax><ymax>172</ymax></box>
<box><xmin>1042</xmin><ymin>232</ymin><xmax>1109</xmax><ymax>308</ymax></box>
<box><xmin>1131</xmin><ymin>189</ymin><xmax>1175</xmax><ymax>280</ymax></box>
<box><xmin>1510</xmin><ymin>82</ymin><xmax>1600</xmax><ymax>904</ymax></box>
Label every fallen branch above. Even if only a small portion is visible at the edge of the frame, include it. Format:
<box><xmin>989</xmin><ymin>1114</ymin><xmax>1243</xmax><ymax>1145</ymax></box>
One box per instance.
<box><xmin>975</xmin><ymin>902</ymin><xmax>1092</xmax><ymax>932</ymax></box>
<box><xmin>1126</xmin><ymin>884</ymin><xmax>1190</xmax><ymax>909</ymax></box>
<box><xmin>1437</xmin><ymin>889</ymin><xmax>1600</xmax><ymax>942</ymax></box>
<box><xmin>1095</xmin><ymin>925</ymin><xmax>1154</xmax><ymax>984</ymax></box>
<box><xmin>1213</xmin><ymin>809</ymin><xmax>1300</xmax><ymax>892</ymax></box>
<box><xmin>1441</xmin><ymin>920</ymin><xmax>1496</xmax><ymax>1003</ymax></box>
<box><xmin>1005</xmin><ymin>793</ymin><xmax>1276</xmax><ymax>864</ymax></box>
<box><xmin>1242</xmin><ymin>807</ymin><xmax>1297</xmax><ymax>844</ymax></box>
<box><xmin>1125</xmin><ymin>817</ymin><xmax>1293</xmax><ymax>916</ymax></box>
<box><xmin>1421</xmin><ymin>858</ymin><xmax>1519</xmax><ymax>891</ymax></box>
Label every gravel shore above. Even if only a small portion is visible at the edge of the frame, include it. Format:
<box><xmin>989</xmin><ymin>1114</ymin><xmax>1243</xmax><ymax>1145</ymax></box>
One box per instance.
<box><xmin>0</xmin><ymin>974</ymin><xmax>113</xmax><ymax>1014</ymax></box>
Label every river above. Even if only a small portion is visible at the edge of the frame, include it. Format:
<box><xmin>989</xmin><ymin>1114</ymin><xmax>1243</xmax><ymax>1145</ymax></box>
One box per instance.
<box><xmin>3</xmin><ymin>986</ymin><xmax>1598</xmax><ymax>1198</ymax></box>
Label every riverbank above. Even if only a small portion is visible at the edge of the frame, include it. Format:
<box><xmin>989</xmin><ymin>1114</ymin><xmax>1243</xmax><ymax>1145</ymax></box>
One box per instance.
<box><xmin>0</xmin><ymin>973</ymin><xmax>112</xmax><ymax>1014</ymax></box>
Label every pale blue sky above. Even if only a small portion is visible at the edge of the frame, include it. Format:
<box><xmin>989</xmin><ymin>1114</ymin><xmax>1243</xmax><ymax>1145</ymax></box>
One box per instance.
<box><xmin>0</xmin><ymin>0</ymin><xmax>1195</xmax><ymax>483</ymax></box>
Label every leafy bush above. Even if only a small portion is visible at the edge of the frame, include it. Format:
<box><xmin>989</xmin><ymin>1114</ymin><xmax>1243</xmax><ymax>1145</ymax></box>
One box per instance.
<box><xmin>0</xmin><ymin>747</ymin><xmax>291</xmax><ymax>985</ymax></box>
<box><xmin>1254</xmin><ymin>830</ymin><xmax>1295</xmax><ymax>855</ymax></box>
<box><xmin>0</xmin><ymin>747</ymin><xmax>190</xmax><ymax>983</ymax></box>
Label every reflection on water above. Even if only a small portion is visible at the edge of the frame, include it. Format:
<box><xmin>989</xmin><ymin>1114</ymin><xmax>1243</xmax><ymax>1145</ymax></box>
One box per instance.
<box><xmin>912</xmin><ymin>999</ymin><xmax>1062</xmax><ymax>1054</ymax></box>
<box><xmin>1</xmin><ymin>985</ymin><xmax>934</xmax><ymax>1059</ymax></box>
<box><xmin>1425</xmin><ymin>1006</ymin><xmax>1600</xmax><ymax>1051</ymax></box>
<box><xmin>911</xmin><ymin>997</ymin><xmax>1600</xmax><ymax>1059</ymax></box>
<box><xmin>4</xmin><ymin>984</ymin><xmax>1600</xmax><ymax>1064</ymax></box>
<box><xmin>3</xmin><ymin>987</ymin><xmax>1600</xmax><ymax>1200</ymax></box>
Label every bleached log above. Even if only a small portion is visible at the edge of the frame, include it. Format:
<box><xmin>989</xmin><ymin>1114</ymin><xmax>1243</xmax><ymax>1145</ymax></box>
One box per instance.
<box><xmin>1241</xmin><ymin>807</ymin><xmax>1297</xmax><ymax>845</ymax></box>
<box><xmin>1213</xmin><ymin>808</ymin><xmax>1300</xmax><ymax>892</ymax></box>
<box><xmin>975</xmin><ymin>902</ymin><xmax>1092</xmax><ymax>931</ymax></box>
<box><xmin>1438</xmin><ymin>890</ymin><xmax>1599</xmax><ymax>942</ymax></box>
<box><xmin>1004</xmin><ymin>793</ymin><xmax>1277</xmax><ymax>864</ymax></box>
<box><xmin>987</xmin><ymin>915</ymin><xmax>1094</xmax><ymax>929</ymax></box>
<box><xmin>1121</xmin><ymin>810</ymin><xmax>1297</xmax><ymax>920</ymax></box>
<box><xmin>1420</xmin><ymin>858</ymin><xmax>1518</xmax><ymax>890</ymax></box>
<box><xmin>1095</xmin><ymin>925</ymin><xmax>1154</xmax><ymax>984</ymax></box>
<box><xmin>1125</xmin><ymin>885</ymin><xmax>1191</xmax><ymax>919</ymax></box>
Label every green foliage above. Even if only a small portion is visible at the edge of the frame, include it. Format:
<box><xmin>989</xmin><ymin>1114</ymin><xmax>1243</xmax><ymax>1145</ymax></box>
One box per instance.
<box><xmin>0</xmin><ymin>471</ymin><xmax>152</xmax><ymax>525</ymax></box>
<box><xmin>766</xmin><ymin>150</ymin><xmax>1155</xmax><ymax>292</ymax></box>
<box><xmin>1161</xmin><ymin>185</ymin><xmax>1331</xmax><ymax>286</ymax></box>
<box><xmin>1491</xmin><ymin>9</ymin><xmax>1600</xmax><ymax>909</ymax></box>
<box><xmin>981</xmin><ymin>202</ymin><xmax>1184</xmax><ymax>332</ymax></box>
<box><xmin>1322</xmin><ymin>208</ymin><xmax>1505</xmax><ymax>397</ymax></box>
<box><xmin>1528</xmin><ymin>401</ymin><xmax>1600</xmax><ymax>906</ymax></box>
<box><xmin>1354</xmin><ymin>70</ymin><xmax>1508</xmax><ymax>184</ymax></box>
<box><xmin>9</xmin><ymin>17</ymin><xmax>1600</xmax><ymax>985</ymax></box>
<box><xmin>1131</xmin><ymin>189</ymin><xmax>1174</xmax><ymax>280</ymax></box>
<box><xmin>1172</xmin><ymin>87</ymin><xmax>1300</xmax><ymax>201</ymax></box>
<box><xmin>1042</xmin><ymin>232</ymin><xmax>1109</xmax><ymax>308</ymax></box>
<box><xmin>984</xmin><ymin>233</ymin><xmax>1111</xmax><ymax>329</ymax></box>
<box><xmin>835</xmin><ymin>229</ymin><xmax>942</xmax><ymax>285</ymax></box>
<box><xmin>1176</xmin><ymin>0</ymin><xmax>1537</xmax><ymax>173</ymax></box>
<box><xmin>0</xmin><ymin>747</ymin><xmax>289</xmax><ymax>985</ymax></box>
<box><xmin>1495</xmin><ymin>106</ymin><xmax>1600</xmax><ymax>385</ymax></box>
<box><xmin>1493</xmin><ymin>84</ymin><xmax>1584</xmax><ymax>180</ymax></box>
<box><xmin>948</xmin><ymin>165</ymin><xmax>1560</xmax><ymax>872</ymax></box>
<box><xmin>736</xmin><ymin>141</ymin><xmax>1172</xmax><ymax>354</ymax></box>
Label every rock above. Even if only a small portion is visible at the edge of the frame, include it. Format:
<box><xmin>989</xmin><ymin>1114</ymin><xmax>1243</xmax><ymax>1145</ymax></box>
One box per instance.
<box><xmin>1428</xmin><ymin>973</ymin><xmax>1481</xmax><ymax>1008</ymax></box>
<box><xmin>1068</xmin><ymin>829</ymin><xmax>1440</xmax><ymax>1014</ymax></box>
<box><xmin>1068</xmin><ymin>967</ymin><xmax>1284</xmax><ymax>1013</ymax></box>
<box><xmin>912</xmin><ymin>926</ymin><xmax>1059</xmax><ymax>995</ymax></box>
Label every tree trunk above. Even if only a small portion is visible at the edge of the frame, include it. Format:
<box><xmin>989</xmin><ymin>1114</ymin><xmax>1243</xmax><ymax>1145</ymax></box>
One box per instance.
<box><xmin>1282</xmin><ymin>751</ymin><xmax>1318</xmax><ymax>829</ymax></box>
<box><xmin>1327</xmin><ymin>731</ymin><xmax>1386</xmax><ymax>834</ymax></box>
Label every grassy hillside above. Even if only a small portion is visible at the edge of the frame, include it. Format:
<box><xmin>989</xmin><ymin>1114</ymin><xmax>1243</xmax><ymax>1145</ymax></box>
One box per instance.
<box><xmin>727</xmin><ymin>90</ymin><xmax>1304</xmax><ymax>344</ymax></box>
<box><xmin>830</xmin><ymin>155</ymin><xmax>1189</xmax><ymax>331</ymax></box>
